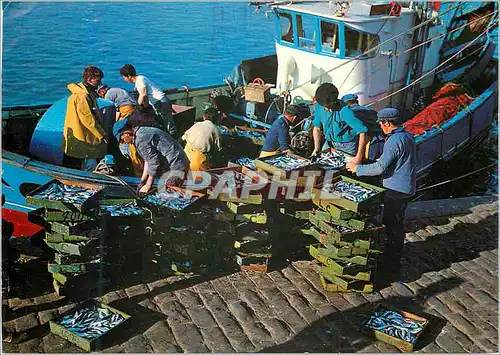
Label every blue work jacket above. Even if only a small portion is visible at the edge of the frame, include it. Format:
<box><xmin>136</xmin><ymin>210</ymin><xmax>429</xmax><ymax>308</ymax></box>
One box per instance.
<box><xmin>262</xmin><ymin>115</ymin><xmax>291</xmax><ymax>152</ymax></box>
<box><xmin>356</xmin><ymin>127</ymin><xmax>416</xmax><ymax>195</ymax></box>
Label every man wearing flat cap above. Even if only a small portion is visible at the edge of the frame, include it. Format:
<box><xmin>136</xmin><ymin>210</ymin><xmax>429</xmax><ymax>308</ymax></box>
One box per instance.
<box><xmin>260</xmin><ymin>104</ymin><xmax>300</xmax><ymax>157</ymax></box>
<box><xmin>346</xmin><ymin>107</ymin><xmax>416</xmax><ymax>280</ymax></box>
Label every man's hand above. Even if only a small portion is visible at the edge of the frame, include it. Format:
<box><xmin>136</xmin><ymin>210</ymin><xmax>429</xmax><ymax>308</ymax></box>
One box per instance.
<box><xmin>139</xmin><ymin>183</ymin><xmax>152</xmax><ymax>194</ymax></box>
<box><xmin>350</xmin><ymin>155</ymin><xmax>362</xmax><ymax>165</ymax></box>
<box><xmin>310</xmin><ymin>148</ymin><xmax>320</xmax><ymax>158</ymax></box>
<box><xmin>345</xmin><ymin>161</ymin><xmax>358</xmax><ymax>173</ymax></box>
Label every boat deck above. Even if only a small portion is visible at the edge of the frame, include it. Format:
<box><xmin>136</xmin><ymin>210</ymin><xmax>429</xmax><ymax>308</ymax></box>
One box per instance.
<box><xmin>2</xmin><ymin>196</ymin><xmax>498</xmax><ymax>353</ymax></box>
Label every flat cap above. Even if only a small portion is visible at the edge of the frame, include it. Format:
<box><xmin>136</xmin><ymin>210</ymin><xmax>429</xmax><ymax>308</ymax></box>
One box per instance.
<box><xmin>285</xmin><ymin>104</ymin><xmax>300</xmax><ymax>116</ymax></box>
<box><xmin>376</xmin><ymin>107</ymin><xmax>401</xmax><ymax>122</ymax></box>
<box><xmin>341</xmin><ymin>93</ymin><xmax>358</xmax><ymax>102</ymax></box>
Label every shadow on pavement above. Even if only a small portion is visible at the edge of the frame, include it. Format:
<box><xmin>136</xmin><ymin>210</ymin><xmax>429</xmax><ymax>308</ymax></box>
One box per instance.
<box><xmin>261</xmin><ymin>277</ymin><xmax>463</xmax><ymax>353</ymax></box>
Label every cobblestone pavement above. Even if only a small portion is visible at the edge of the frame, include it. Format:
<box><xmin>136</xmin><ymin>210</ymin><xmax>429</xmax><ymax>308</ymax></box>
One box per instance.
<box><xmin>2</xmin><ymin>200</ymin><xmax>498</xmax><ymax>353</ymax></box>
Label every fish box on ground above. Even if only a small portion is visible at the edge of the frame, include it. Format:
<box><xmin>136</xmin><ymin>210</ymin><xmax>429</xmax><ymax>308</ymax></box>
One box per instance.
<box><xmin>212</xmin><ymin>193</ymin><xmax>263</xmax><ymax>205</ymax></box>
<box><xmin>140</xmin><ymin>186</ymin><xmax>205</xmax><ymax>213</ymax></box>
<box><xmin>312</xmin><ymin>175</ymin><xmax>385</xmax><ymax>213</ymax></box>
<box><xmin>364</xmin><ymin>305</ymin><xmax>429</xmax><ymax>352</ymax></box>
<box><xmin>49</xmin><ymin>299</ymin><xmax>131</xmax><ymax>352</ymax></box>
<box><xmin>320</xmin><ymin>264</ymin><xmax>372</xmax><ymax>282</ymax></box>
<box><xmin>319</xmin><ymin>273</ymin><xmax>373</xmax><ymax>293</ymax></box>
<box><xmin>25</xmin><ymin>179</ymin><xmax>103</xmax><ymax>213</ymax></box>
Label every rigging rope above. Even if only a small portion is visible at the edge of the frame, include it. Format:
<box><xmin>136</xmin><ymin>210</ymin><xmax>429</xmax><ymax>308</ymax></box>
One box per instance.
<box><xmin>365</xmin><ymin>24</ymin><xmax>493</xmax><ymax>107</ymax></box>
<box><xmin>416</xmin><ymin>162</ymin><xmax>497</xmax><ymax>193</ymax></box>
<box><xmin>289</xmin><ymin>2</ymin><xmax>465</xmax><ymax>92</ymax></box>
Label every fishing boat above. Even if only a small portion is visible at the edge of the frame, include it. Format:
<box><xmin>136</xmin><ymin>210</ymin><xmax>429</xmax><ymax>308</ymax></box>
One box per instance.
<box><xmin>2</xmin><ymin>1</ymin><xmax>498</xmax><ymax>237</ymax></box>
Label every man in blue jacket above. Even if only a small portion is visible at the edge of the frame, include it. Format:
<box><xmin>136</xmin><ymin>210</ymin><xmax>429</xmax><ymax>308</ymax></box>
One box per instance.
<box><xmin>311</xmin><ymin>83</ymin><xmax>368</xmax><ymax>164</ymax></box>
<box><xmin>260</xmin><ymin>104</ymin><xmax>300</xmax><ymax>157</ymax></box>
<box><xmin>346</xmin><ymin>108</ymin><xmax>416</xmax><ymax>277</ymax></box>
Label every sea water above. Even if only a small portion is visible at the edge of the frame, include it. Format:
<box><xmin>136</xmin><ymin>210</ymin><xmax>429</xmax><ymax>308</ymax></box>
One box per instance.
<box><xmin>2</xmin><ymin>2</ymin><xmax>276</xmax><ymax>107</ymax></box>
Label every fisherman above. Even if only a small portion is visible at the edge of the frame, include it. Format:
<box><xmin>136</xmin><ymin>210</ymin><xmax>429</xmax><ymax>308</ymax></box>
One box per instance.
<box><xmin>96</xmin><ymin>84</ymin><xmax>138</xmax><ymax>122</ymax></box>
<box><xmin>113</xmin><ymin>117</ymin><xmax>190</xmax><ymax>194</ymax></box>
<box><xmin>311</xmin><ymin>83</ymin><xmax>368</xmax><ymax>164</ymax></box>
<box><xmin>259</xmin><ymin>104</ymin><xmax>300</xmax><ymax>158</ymax></box>
<box><xmin>346</xmin><ymin>108</ymin><xmax>416</xmax><ymax>279</ymax></box>
<box><xmin>181</xmin><ymin>107</ymin><xmax>222</xmax><ymax>171</ymax></box>
<box><xmin>341</xmin><ymin>93</ymin><xmax>384</xmax><ymax>161</ymax></box>
<box><xmin>62</xmin><ymin>66</ymin><xmax>107</xmax><ymax>171</ymax></box>
<box><xmin>120</xmin><ymin>64</ymin><xmax>177</xmax><ymax>137</ymax></box>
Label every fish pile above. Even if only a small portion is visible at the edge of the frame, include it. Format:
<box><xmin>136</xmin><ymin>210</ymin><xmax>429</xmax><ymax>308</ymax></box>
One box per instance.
<box><xmin>100</xmin><ymin>203</ymin><xmax>145</xmax><ymax>217</ymax></box>
<box><xmin>316</xmin><ymin>151</ymin><xmax>346</xmax><ymax>169</ymax></box>
<box><xmin>57</xmin><ymin>305</ymin><xmax>126</xmax><ymax>339</ymax></box>
<box><xmin>365</xmin><ymin>309</ymin><xmax>426</xmax><ymax>343</ymax></box>
<box><xmin>216</xmin><ymin>125</ymin><xmax>232</xmax><ymax>136</ymax></box>
<box><xmin>236</xmin><ymin>130</ymin><xmax>265</xmax><ymax>140</ymax></box>
<box><xmin>263</xmin><ymin>154</ymin><xmax>311</xmax><ymax>171</ymax></box>
<box><xmin>233</xmin><ymin>157</ymin><xmax>256</xmax><ymax>171</ymax></box>
<box><xmin>33</xmin><ymin>183</ymin><xmax>97</xmax><ymax>205</ymax></box>
<box><xmin>212</xmin><ymin>171</ymin><xmax>249</xmax><ymax>189</ymax></box>
<box><xmin>322</xmin><ymin>181</ymin><xmax>378</xmax><ymax>202</ymax></box>
<box><xmin>144</xmin><ymin>189</ymin><xmax>198</xmax><ymax>210</ymax></box>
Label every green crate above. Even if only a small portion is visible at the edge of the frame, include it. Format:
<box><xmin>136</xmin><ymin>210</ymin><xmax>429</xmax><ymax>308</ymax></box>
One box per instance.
<box><xmin>319</xmin><ymin>273</ymin><xmax>373</xmax><ymax>293</ymax></box>
<box><xmin>234</xmin><ymin>241</ymin><xmax>272</xmax><ymax>255</ymax></box>
<box><xmin>44</xmin><ymin>239</ymin><xmax>103</xmax><ymax>258</ymax></box>
<box><xmin>310</xmin><ymin>229</ymin><xmax>373</xmax><ymax>255</ymax></box>
<box><xmin>318</xmin><ymin>248</ymin><xmax>370</xmax><ymax>266</ymax></box>
<box><xmin>47</xmin><ymin>261</ymin><xmax>102</xmax><ymax>274</ymax></box>
<box><xmin>28</xmin><ymin>208</ymin><xmax>92</xmax><ymax>226</ymax></box>
<box><xmin>313</xmin><ymin>175</ymin><xmax>385</xmax><ymax>213</ymax></box>
<box><xmin>49</xmin><ymin>299</ymin><xmax>131</xmax><ymax>352</ymax></box>
<box><xmin>54</xmin><ymin>253</ymin><xmax>102</xmax><ymax>265</ymax></box>
<box><xmin>49</xmin><ymin>220</ymin><xmax>97</xmax><ymax>236</ymax></box>
<box><xmin>254</xmin><ymin>152</ymin><xmax>317</xmax><ymax>181</ymax></box>
<box><xmin>226</xmin><ymin>201</ymin><xmax>264</xmax><ymax>214</ymax></box>
<box><xmin>309</xmin><ymin>244</ymin><xmax>374</xmax><ymax>275</ymax></box>
<box><xmin>45</xmin><ymin>231</ymin><xmax>92</xmax><ymax>243</ymax></box>
<box><xmin>236</xmin><ymin>254</ymin><xmax>271</xmax><ymax>266</ymax></box>
<box><xmin>312</xmin><ymin>197</ymin><xmax>356</xmax><ymax>220</ymax></box>
<box><xmin>25</xmin><ymin>179</ymin><xmax>103</xmax><ymax>213</ymax></box>
<box><xmin>320</xmin><ymin>265</ymin><xmax>372</xmax><ymax>282</ymax></box>
<box><xmin>364</xmin><ymin>305</ymin><xmax>429</xmax><ymax>352</ymax></box>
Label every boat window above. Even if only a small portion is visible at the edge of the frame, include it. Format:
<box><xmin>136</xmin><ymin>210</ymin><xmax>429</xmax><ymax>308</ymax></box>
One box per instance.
<box><xmin>296</xmin><ymin>15</ymin><xmax>316</xmax><ymax>51</ymax></box>
<box><xmin>320</xmin><ymin>21</ymin><xmax>340</xmax><ymax>55</ymax></box>
<box><xmin>344</xmin><ymin>26</ymin><xmax>379</xmax><ymax>58</ymax></box>
<box><xmin>279</xmin><ymin>13</ymin><xmax>294</xmax><ymax>43</ymax></box>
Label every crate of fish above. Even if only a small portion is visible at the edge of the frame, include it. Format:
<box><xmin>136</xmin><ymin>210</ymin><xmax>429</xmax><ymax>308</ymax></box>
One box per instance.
<box><xmin>206</xmin><ymin>166</ymin><xmax>269</xmax><ymax>199</ymax></box>
<box><xmin>310</xmin><ymin>228</ymin><xmax>372</xmax><ymax>257</ymax></box>
<box><xmin>141</xmin><ymin>186</ymin><xmax>205</xmax><ymax>213</ymax></box>
<box><xmin>315</xmin><ymin>148</ymin><xmax>354</xmax><ymax>172</ymax></box>
<box><xmin>313</xmin><ymin>176</ymin><xmax>385</xmax><ymax>213</ymax></box>
<box><xmin>364</xmin><ymin>305</ymin><xmax>429</xmax><ymax>352</ymax></box>
<box><xmin>234</xmin><ymin>126</ymin><xmax>268</xmax><ymax>146</ymax></box>
<box><xmin>228</xmin><ymin>157</ymin><xmax>257</xmax><ymax>172</ymax></box>
<box><xmin>49</xmin><ymin>299</ymin><xmax>130</xmax><ymax>352</ymax></box>
<box><xmin>99</xmin><ymin>199</ymin><xmax>151</xmax><ymax>220</ymax></box>
<box><xmin>255</xmin><ymin>152</ymin><xmax>315</xmax><ymax>179</ymax></box>
<box><xmin>319</xmin><ymin>273</ymin><xmax>373</xmax><ymax>293</ymax></box>
<box><xmin>25</xmin><ymin>180</ymin><xmax>103</xmax><ymax>213</ymax></box>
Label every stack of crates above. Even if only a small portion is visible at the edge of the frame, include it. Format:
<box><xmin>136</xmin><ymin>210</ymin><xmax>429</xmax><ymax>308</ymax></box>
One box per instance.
<box><xmin>308</xmin><ymin>175</ymin><xmax>386</xmax><ymax>293</ymax></box>
<box><xmin>26</xmin><ymin>180</ymin><xmax>109</xmax><ymax>296</ymax></box>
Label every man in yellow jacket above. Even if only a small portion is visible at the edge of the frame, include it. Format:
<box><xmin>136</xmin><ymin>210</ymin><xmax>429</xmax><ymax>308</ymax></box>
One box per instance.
<box><xmin>62</xmin><ymin>66</ymin><xmax>107</xmax><ymax>171</ymax></box>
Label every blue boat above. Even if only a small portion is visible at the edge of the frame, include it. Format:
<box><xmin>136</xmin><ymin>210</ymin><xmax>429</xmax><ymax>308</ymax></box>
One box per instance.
<box><xmin>2</xmin><ymin>1</ymin><xmax>498</xmax><ymax>236</ymax></box>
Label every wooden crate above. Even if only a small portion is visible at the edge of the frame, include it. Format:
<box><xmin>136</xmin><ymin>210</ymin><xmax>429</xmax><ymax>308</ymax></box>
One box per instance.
<box><xmin>313</xmin><ymin>175</ymin><xmax>385</xmax><ymax>213</ymax></box>
<box><xmin>244</xmin><ymin>83</ymin><xmax>273</xmax><ymax>103</ymax></box>
<box><xmin>233</xmin><ymin>125</ymin><xmax>268</xmax><ymax>146</ymax></box>
<box><xmin>254</xmin><ymin>152</ymin><xmax>317</xmax><ymax>185</ymax></box>
<box><xmin>319</xmin><ymin>273</ymin><xmax>373</xmax><ymax>293</ymax></box>
<box><xmin>206</xmin><ymin>166</ymin><xmax>269</xmax><ymax>200</ymax></box>
<box><xmin>226</xmin><ymin>201</ymin><xmax>264</xmax><ymax>214</ymax></box>
<box><xmin>26</xmin><ymin>179</ymin><xmax>103</xmax><ymax>213</ymax></box>
<box><xmin>29</xmin><ymin>208</ymin><xmax>92</xmax><ymax>224</ymax></box>
<box><xmin>364</xmin><ymin>305</ymin><xmax>429</xmax><ymax>352</ymax></box>
<box><xmin>49</xmin><ymin>299</ymin><xmax>131</xmax><ymax>352</ymax></box>
<box><xmin>309</xmin><ymin>244</ymin><xmax>374</xmax><ymax>275</ymax></box>
<box><xmin>139</xmin><ymin>185</ymin><xmax>205</xmax><ymax>213</ymax></box>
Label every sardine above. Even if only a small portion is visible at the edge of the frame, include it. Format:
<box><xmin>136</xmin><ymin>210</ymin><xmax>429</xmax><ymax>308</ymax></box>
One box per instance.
<box><xmin>262</xmin><ymin>155</ymin><xmax>311</xmax><ymax>171</ymax></box>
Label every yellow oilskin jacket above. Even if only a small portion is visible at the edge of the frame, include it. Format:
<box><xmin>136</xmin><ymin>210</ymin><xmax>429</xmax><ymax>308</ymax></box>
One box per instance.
<box><xmin>63</xmin><ymin>83</ymin><xmax>107</xmax><ymax>159</ymax></box>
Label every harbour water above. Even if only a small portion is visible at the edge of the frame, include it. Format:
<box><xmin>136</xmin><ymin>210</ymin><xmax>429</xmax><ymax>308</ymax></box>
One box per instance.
<box><xmin>2</xmin><ymin>2</ymin><xmax>497</xmax><ymax>198</ymax></box>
